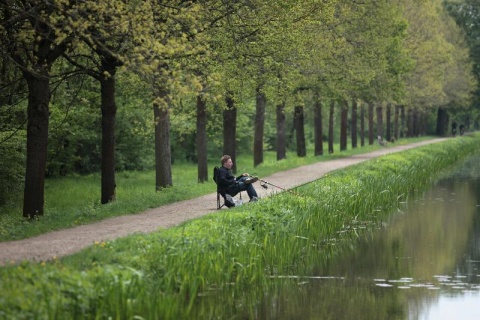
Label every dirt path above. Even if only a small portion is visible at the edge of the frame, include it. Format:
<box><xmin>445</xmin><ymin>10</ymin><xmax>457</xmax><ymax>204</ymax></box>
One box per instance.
<box><xmin>0</xmin><ymin>139</ymin><xmax>447</xmax><ymax>265</ymax></box>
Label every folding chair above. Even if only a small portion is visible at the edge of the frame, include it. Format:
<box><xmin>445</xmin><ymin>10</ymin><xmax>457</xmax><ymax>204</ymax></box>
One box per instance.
<box><xmin>213</xmin><ymin>166</ymin><xmax>242</xmax><ymax>209</ymax></box>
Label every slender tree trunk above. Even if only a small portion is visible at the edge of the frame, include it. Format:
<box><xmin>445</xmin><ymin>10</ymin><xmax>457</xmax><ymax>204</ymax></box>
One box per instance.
<box><xmin>196</xmin><ymin>95</ymin><xmax>208</xmax><ymax>182</ymax></box>
<box><xmin>253</xmin><ymin>86</ymin><xmax>266</xmax><ymax>167</ymax></box>
<box><xmin>100</xmin><ymin>64</ymin><xmax>117</xmax><ymax>204</ymax></box>
<box><xmin>400</xmin><ymin>105</ymin><xmax>406</xmax><ymax>138</ymax></box>
<box><xmin>351</xmin><ymin>99</ymin><xmax>357</xmax><ymax>149</ymax></box>
<box><xmin>294</xmin><ymin>105</ymin><xmax>306</xmax><ymax>157</ymax></box>
<box><xmin>376</xmin><ymin>103</ymin><xmax>384</xmax><ymax>139</ymax></box>
<box><xmin>223</xmin><ymin>92</ymin><xmax>237</xmax><ymax>173</ymax></box>
<box><xmin>360</xmin><ymin>102</ymin><xmax>365</xmax><ymax>147</ymax></box>
<box><xmin>276</xmin><ymin>102</ymin><xmax>286</xmax><ymax>160</ymax></box>
<box><xmin>154</xmin><ymin>88</ymin><xmax>172</xmax><ymax>190</ymax></box>
<box><xmin>23</xmin><ymin>74</ymin><xmax>50</xmax><ymax>218</ymax></box>
<box><xmin>407</xmin><ymin>108</ymin><xmax>413</xmax><ymax>137</ymax></box>
<box><xmin>368</xmin><ymin>101</ymin><xmax>374</xmax><ymax>145</ymax></box>
<box><xmin>328</xmin><ymin>100</ymin><xmax>335</xmax><ymax>154</ymax></box>
<box><xmin>394</xmin><ymin>105</ymin><xmax>400</xmax><ymax>140</ymax></box>
<box><xmin>413</xmin><ymin>109</ymin><xmax>420</xmax><ymax>136</ymax></box>
<box><xmin>386</xmin><ymin>103</ymin><xmax>392</xmax><ymax>142</ymax></box>
<box><xmin>436</xmin><ymin>107</ymin><xmax>447</xmax><ymax>136</ymax></box>
<box><xmin>340</xmin><ymin>100</ymin><xmax>348</xmax><ymax>151</ymax></box>
<box><xmin>313</xmin><ymin>95</ymin><xmax>323</xmax><ymax>156</ymax></box>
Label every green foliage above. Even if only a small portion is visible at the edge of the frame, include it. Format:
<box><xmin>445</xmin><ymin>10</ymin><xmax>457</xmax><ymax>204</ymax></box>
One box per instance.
<box><xmin>47</xmin><ymin>72</ymin><xmax>155</xmax><ymax>176</ymax></box>
<box><xmin>0</xmin><ymin>131</ymin><xmax>25</xmax><ymax>207</ymax></box>
<box><xmin>1</xmin><ymin>135</ymin><xmax>479</xmax><ymax>319</ymax></box>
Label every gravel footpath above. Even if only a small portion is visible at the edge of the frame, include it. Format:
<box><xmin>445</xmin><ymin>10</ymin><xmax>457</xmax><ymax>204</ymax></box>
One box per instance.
<box><xmin>0</xmin><ymin>138</ymin><xmax>447</xmax><ymax>265</ymax></box>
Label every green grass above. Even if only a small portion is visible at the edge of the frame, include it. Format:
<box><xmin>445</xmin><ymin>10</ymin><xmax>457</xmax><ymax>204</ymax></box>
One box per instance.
<box><xmin>1</xmin><ymin>134</ymin><xmax>479</xmax><ymax>319</ymax></box>
<box><xmin>0</xmin><ymin>136</ymin><xmax>438</xmax><ymax>241</ymax></box>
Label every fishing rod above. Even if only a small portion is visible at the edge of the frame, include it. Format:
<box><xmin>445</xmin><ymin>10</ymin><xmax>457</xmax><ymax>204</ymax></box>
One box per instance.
<box><xmin>258</xmin><ymin>178</ymin><xmax>303</xmax><ymax>197</ymax></box>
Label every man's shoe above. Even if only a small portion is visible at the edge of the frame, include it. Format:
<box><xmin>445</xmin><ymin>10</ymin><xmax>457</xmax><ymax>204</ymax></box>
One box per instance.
<box><xmin>249</xmin><ymin>196</ymin><xmax>259</xmax><ymax>202</ymax></box>
<box><xmin>225</xmin><ymin>194</ymin><xmax>235</xmax><ymax>208</ymax></box>
<box><xmin>245</xmin><ymin>176</ymin><xmax>259</xmax><ymax>184</ymax></box>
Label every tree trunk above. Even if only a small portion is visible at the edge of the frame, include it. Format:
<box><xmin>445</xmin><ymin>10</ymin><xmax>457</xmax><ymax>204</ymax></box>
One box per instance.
<box><xmin>400</xmin><ymin>105</ymin><xmax>406</xmax><ymax>138</ymax></box>
<box><xmin>154</xmin><ymin>90</ymin><xmax>172</xmax><ymax>190</ymax></box>
<box><xmin>340</xmin><ymin>100</ymin><xmax>348</xmax><ymax>151</ymax></box>
<box><xmin>360</xmin><ymin>102</ymin><xmax>365</xmax><ymax>147</ymax></box>
<box><xmin>100</xmin><ymin>65</ymin><xmax>117</xmax><ymax>204</ymax></box>
<box><xmin>376</xmin><ymin>104</ymin><xmax>384</xmax><ymax>140</ymax></box>
<box><xmin>386</xmin><ymin>103</ymin><xmax>392</xmax><ymax>142</ymax></box>
<box><xmin>436</xmin><ymin>107</ymin><xmax>447</xmax><ymax>136</ymax></box>
<box><xmin>196</xmin><ymin>95</ymin><xmax>208</xmax><ymax>182</ymax></box>
<box><xmin>23</xmin><ymin>74</ymin><xmax>50</xmax><ymax>218</ymax></box>
<box><xmin>223</xmin><ymin>92</ymin><xmax>237</xmax><ymax>173</ymax></box>
<box><xmin>294</xmin><ymin>105</ymin><xmax>306</xmax><ymax>157</ymax></box>
<box><xmin>328</xmin><ymin>100</ymin><xmax>335</xmax><ymax>154</ymax></box>
<box><xmin>394</xmin><ymin>105</ymin><xmax>400</xmax><ymax>140</ymax></box>
<box><xmin>407</xmin><ymin>108</ymin><xmax>413</xmax><ymax>137</ymax></box>
<box><xmin>368</xmin><ymin>102</ymin><xmax>374</xmax><ymax>145</ymax></box>
<box><xmin>253</xmin><ymin>86</ymin><xmax>266</xmax><ymax>167</ymax></box>
<box><xmin>276</xmin><ymin>102</ymin><xmax>286</xmax><ymax>160</ymax></box>
<box><xmin>351</xmin><ymin>99</ymin><xmax>357</xmax><ymax>149</ymax></box>
<box><xmin>413</xmin><ymin>109</ymin><xmax>420</xmax><ymax>136</ymax></box>
<box><xmin>313</xmin><ymin>95</ymin><xmax>323</xmax><ymax>156</ymax></box>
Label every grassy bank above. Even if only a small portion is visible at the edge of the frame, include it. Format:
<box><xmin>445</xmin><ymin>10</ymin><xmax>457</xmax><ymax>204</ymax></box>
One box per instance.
<box><xmin>1</xmin><ymin>134</ymin><xmax>479</xmax><ymax>319</ymax></box>
<box><xmin>0</xmin><ymin>137</ymin><xmax>431</xmax><ymax>241</ymax></box>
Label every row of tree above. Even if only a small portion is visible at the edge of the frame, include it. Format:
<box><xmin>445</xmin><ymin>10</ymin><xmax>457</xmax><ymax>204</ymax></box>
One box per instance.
<box><xmin>1</xmin><ymin>0</ymin><xmax>478</xmax><ymax>218</ymax></box>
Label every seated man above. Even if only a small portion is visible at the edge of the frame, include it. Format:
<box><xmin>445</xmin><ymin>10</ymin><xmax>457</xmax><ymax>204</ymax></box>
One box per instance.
<box><xmin>217</xmin><ymin>155</ymin><xmax>259</xmax><ymax>206</ymax></box>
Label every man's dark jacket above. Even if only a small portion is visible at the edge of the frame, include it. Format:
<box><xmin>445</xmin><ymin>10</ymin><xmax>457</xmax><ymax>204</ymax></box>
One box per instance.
<box><xmin>217</xmin><ymin>166</ymin><xmax>242</xmax><ymax>194</ymax></box>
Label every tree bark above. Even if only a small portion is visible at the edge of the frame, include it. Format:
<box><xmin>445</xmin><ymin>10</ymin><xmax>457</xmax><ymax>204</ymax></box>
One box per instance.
<box><xmin>394</xmin><ymin>105</ymin><xmax>400</xmax><ymax>140</ymax></box>
<box><xmin>376</xmin><ymin>104</ymin><xmax>384</xmax><ymax>139</ymax></box>
<box><xmin>351</xmin><ymin>99</ymin><xmax>357</xmax><ymax>149</ymax></box>
<box><xmin>253</xmin><ymin>86</ymin><xmax>266</xmax><ymax>167</ymax></box>
<box><xmin>368</xmin><ymin>102</ymin><xmax>374</xmax><ymax>145</ymax></box>
<box><xmin>294</xmin><ymin>105</ymin><xmax>306</xmax><ymax>157</ymax></box>
<box><xmin>413</xmin><ymin>109</ymin><xmax>420</xmax><ymax>136</ymax></box>
<box><xmin>276</xmin><ymin>102</ymin><xmax>286</xmax><ymax>160</ymax></box>
<box><xmin>401</xmin><ymin>106</ymin><xmax>406</xmax><ymax>138</ymax></box>
<box><xmin>223</xmin><ymin>92</ymin><xmax>237</xmax><ymax>173</ymax></box>
<box><xmin>340</xmin><ymin>100</ymin><xmax>348</xmax><ymax>151</ymax></box>
<box><xmin>360</xmin><ymin>102</ymin><xmax>365</xmax><ymax>147</ymax></box>
<box><xmin>328</xmin><ymin>100</ymin><xmax>335</xmax><ymax>154</ymax></box>
<box><xmin>100</xmin><ymin>62</ymin><xmax>117</xmax><ymax>204</ymax></box>
<box><xmin>406</xmin><ymin>108</ymin><xmax>413</xmax><ymax>137</ymax></box>
<box><xmin>386</xmin><ymin>103</ymin><xmax>392</xmax><ymax>142</ymax></box>
<box><xmin>196</xmin><ymin>95</ymin><xmax>208</xmax><ymax>182</ymax></box>
<box><xmin>436</xmin><ymin>107</ymin><xmax>447</xmax><ymax>136</ymax></box>
<box><xmin>313</xmin><ymin>95</ymin><xmax>323</xmax><ymax>156</ymax></box>
<box><xmin>154</xmin><ymin>89</ymin><xmax>173</xmax><ymax>190</ymax></box>
<box><xmin>23</xmin><ymin>74</ymin><xmax>50</xmax><ymax>218</ymax></box>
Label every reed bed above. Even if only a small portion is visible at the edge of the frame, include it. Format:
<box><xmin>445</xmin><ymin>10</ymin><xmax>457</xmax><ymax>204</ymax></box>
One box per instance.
<box><xmin>1</xmin><ymin>135</ymin><xmax>479</xmax><ymax>319</ymax></box>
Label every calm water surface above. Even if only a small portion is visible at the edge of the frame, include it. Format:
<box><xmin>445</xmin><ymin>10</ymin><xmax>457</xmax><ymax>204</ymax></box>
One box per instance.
<box><xmin>260</xmin><ymin>155</ymin><xmax>480</xmax><ymax>320</ymax></box>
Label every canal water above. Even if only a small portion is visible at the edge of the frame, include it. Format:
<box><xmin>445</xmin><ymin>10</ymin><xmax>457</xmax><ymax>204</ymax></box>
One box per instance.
<box><xmin>255</xmin><ymin>153</ymin><xmax>480</xmax><ymax>320</ymax></box>
<box><xmin>194</xmin><ymin>153</ymin><xmax>480</xmax><ymax>319</ymax></box>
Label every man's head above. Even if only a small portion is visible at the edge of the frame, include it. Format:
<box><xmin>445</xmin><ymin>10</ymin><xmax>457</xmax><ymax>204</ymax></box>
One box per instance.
<box><xmin>221</xmin><ymin>155</ymin><xmax>233</xmax><ymax>169</ymax></box>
